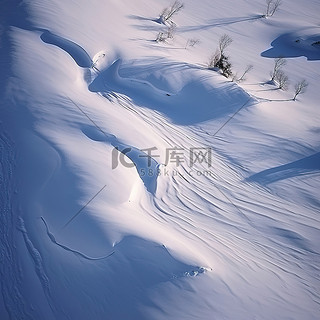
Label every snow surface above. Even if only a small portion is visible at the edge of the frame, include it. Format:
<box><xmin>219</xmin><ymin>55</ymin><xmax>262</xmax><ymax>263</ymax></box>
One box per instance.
<box><xmin>1</xmin><ymin>0</ymin><xmax>320</xmax><ymax>319</ymax></box>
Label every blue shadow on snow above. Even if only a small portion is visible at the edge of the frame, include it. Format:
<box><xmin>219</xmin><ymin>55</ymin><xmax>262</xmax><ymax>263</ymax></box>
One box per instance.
<box><xmin>89</xmin><ymin>58</ymin><xmax>253</xmax><ymax>126</ymax></box>
<box><xmin>261</xmin><ymin>31</ymin><xmax>320</xmax><ymax>61</ymax></box>
<box><xmin>40</xmin><ymin>30</ymin><xmax>93</xmax><ymax>68</ymax></box>
<box><xmin>247</xmin><ymin>152</ymin><xmax>320</xmax><ymax>185</ymax></box>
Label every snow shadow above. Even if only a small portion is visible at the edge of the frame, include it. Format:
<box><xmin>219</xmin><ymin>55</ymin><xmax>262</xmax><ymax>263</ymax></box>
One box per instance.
<box><xmin>112</xmin><ymin>144</ymin><xmax>159</xmax><ymax>194</ymax></box>
<box><xmin>104</xmin><ymin>236</ymin><xmax>205</xmax><ymax>318</ymax></box>
<box><xmin>114</xmin><ymin>236</ymin><xmax>205</xmax><ymax>284</ymax></box>
<box><xmin>130</xmin><ymin>15</ymin><xmax>262</xmax><ymax>33</ymax></box>
<box><xmin>89</xmin><ymin>58</ymin><xmax>253</xmax><ymax>125</ymax></box>
<box><xmin>179</xmin><ymin>15</ymin><xmax>263</xmax><ymax>32</ymax></box>
<box><xmin>0</xmin><ymin>0</ymin><xmax>34</xmax><ymax>89</ymax></box>
<box><xmin>38</xmin><ymin>31</ymin><xmax>253</xmax><ymax>126</ymax></box>
<box><xmin>41</xmin><ymin>216</ymin><xmax>206</xmax><ymax>319</ymax></box>
<box><xmin>247</xmin><ymin>152</ymin><xmax>320</xmax><ymax>185</ymax></box>
<box><xmin>81</xmin><ymin>125</ymin><xmax>159</xmax><ymax>194</ymax></box>
<box><xmin>127</xmin><ymin>14</ymin><xmax>158</xmax><ymax>22</ymax></box>
<box><xmin>40</xmin><ymin>30</ymin><xmax>93</xmax><ymax>67</ymax></box>
<box><xmin>270</xmin><ymin>227</ymin><xmax>313</xmax><ymax>253</ymax></box>
<box><xmin>44</xmin><ymin>234</ymin><xmax>205</xmax><ymax>319</ymax></box>
<box><xmin>261</xmin><ymin>28</ymin><xmax>320</xmax><ymax>60</ymax></box>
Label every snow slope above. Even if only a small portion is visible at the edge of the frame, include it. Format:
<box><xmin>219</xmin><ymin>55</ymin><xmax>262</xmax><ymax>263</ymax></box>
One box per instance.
<box><xmin>1</xmin><ymin>0</ymin><xmax>320</xmax><ymax>319</ymax></box>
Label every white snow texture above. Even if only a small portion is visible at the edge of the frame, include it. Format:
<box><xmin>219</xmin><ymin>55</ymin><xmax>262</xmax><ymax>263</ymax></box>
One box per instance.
<box><xmin>0</xmin><ymin>0</ymin><xmax>319</xmax><ymax>319</ymax></box>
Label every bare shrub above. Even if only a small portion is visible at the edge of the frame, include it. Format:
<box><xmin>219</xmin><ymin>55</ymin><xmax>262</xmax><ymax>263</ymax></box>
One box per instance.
<box><xmin>235</xmin><ymin>64</ymin><xmax>253</xmax><ymax>82</ymax></box>
<box><xmin>156</xmin><ymin>31</ymin><xmax>166</xmax><ymax>42</ymax></box>
<box><xmin>159</xmin><ymin>1</ymin><xmax>184</xmax><ymax>24</ymax></box>
<box><xmin>219</xmin><ymin>34</ymin><xmax>233</xmax><ymax>56</ymax></box>
<box><xmin>293</xmin><ymin>79</ymin><xmax>308</xmax><ymax>100</ymax></box>
<box><xmin>269</xmin><ymin>0</ymin><xmax>282</xmax><ymax>16</ymax></box>
<box><xmin>208</xmin><ymin>35</ymin><xmax>233</xmax><ymax>78</ymax></box>
<box><xmin>265</xmin><ymin>0</ymin><xmax>282</xmax><ymax>17</ymax></box>
<box><xmin>185</xmin><ymin>38</ymin><xmax>200</xmax><ymax>49</ymax></box>
<box><xmin>167</xmin><ymin>24</ymin><xmax>176</xmax><ymax>39</ymax></box>
<box><xmin>275</xmin><ymin>70</ymin><xmax>289</xmax><ymax>90</ymax></box>
<box><xmin>207</xmin><ymin>50</ymin><xmax>220</xmax><ymax>69</ymax></box>
<box><xmin>270</xmin><ymin>57</ymin><xmax>286</xmax><ymax>81</ymax></box>
<box><xmin>156</xmin><ymin>25</ymin><xmax>177</xmax><ymax>42</ymax></box>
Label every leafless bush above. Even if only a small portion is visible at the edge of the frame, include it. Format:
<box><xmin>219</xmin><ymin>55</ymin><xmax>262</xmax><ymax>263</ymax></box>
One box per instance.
<box><xmin>233</xmin><ymin>64</ymin><xmax>253</xmax><ymax>82</ymax></box>
<box><xmin>231</xmin><ymin>73</ymin><xmax>238</xmax><ymax>82</ymax></box>
<box><xmin>156</xmin><ymin>25</ymin><xmax>176</xmax><ymax>42</ymax></box>
<box><xmin>219</xmin><ymin>34</ymin><xmax>233</xmax><ymax>56</ymax></box>
<box><xmin>156</xmin><ymin>31</ymin><xmax>166</xmax><ymax>42</ymax></box>
<box><xmin>208</xmin><ymin>34</ymin><xmax>233</xmax><ymax>67</ymax></box>
<box><xmin>275</xmin><ymin>70</ymin><xmax>289</xmax><ymax>90</ymax></box>
<box><xmin>270</xmin><ymin>57</ymin><xmax>286</xmax><ymax>81</ymax></box>
<box><xmin>185</xmin><ymin>38</ymin><xmax>200</xmax><ymax>49</ymax></box>
<box><xmin>270</xmin><ymin>0</ymin><xmax>282</xmax><ymax>16</ymax></box>
<box><xmin>293</xmin><ymin>79</ymin><xmax>308</xmax><ymax>100</ymax></box>
<box><xmin>208</xmin><ymin>34</ymin><xmax>233</xmax><ymax>78</ymax></box>
<box><xmin>207</xmin><ymin>50</ymin><xmax>220</xmax><ymax>69</ymax></box>
<box><xmin>159</xmin><ymin>1</ymin><xmax>184</xmax><ymax>24</ymax></box>
<box><xmin>265</xmin><ymin>0</ymin><xmax>282</xmax><ymax>17</ymax></box>
<box><xmin>265</xmin><ymin>0</ymin><xmax>272</xmax><ymax>16</ymax></box>
<box><xmin>167</xmin><ymin>24</ymin><xmax>176</xmax><ymax>38</ymax></box>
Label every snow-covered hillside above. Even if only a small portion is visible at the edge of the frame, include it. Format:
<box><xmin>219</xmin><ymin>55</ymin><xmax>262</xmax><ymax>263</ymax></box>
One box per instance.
<box><xmin>1</xmin><ymin>0</ymin><xmax>319</xmax><ymax>319</ymax></box>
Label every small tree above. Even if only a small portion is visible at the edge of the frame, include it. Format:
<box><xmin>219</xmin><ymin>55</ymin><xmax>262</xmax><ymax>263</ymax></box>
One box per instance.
<box><xmin>270</xmin><ymin>57</ymin><xmax>286</xmax><ymax>81</ymax></box>
<box><xmin>208</xmin><ymin>34</ymin><xmax>233</xmax><ymax>78</ymax></box>
<box><xmin>265</xmin><ymin>0</ymin><xmax>282</xmax><ymax>17</ymax></box>
<box><xmin>159</xmin><ymin>1</ymin><xmax>184</xmax><ymax>24</ymax></box>
<box><xmin>293</xmin><ymin>79</ymin><xmax>308</xmax><ymax>100</ymax></box>
<box><xmin>217</xmin><ymin>35</ymin><xmax>233</xmax><ymax>78</ymax></box>
<box><xmin>275</xmin><ymin>70</ymin><xmax>289</xmax><ymax>90</ymax></box>
<box><xmin>218</xmin><ymin>34</ymin><xmax>233</xmax><ymax>56</ymax></box>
